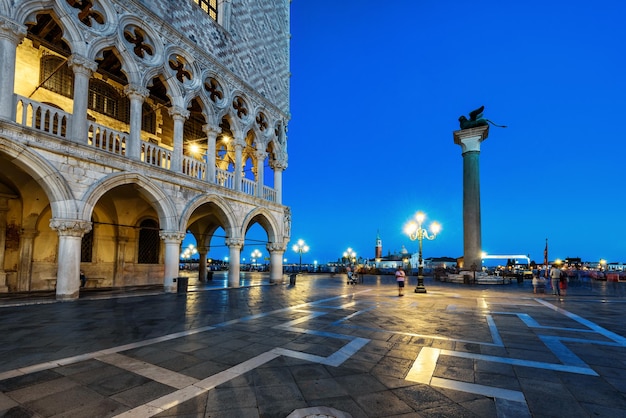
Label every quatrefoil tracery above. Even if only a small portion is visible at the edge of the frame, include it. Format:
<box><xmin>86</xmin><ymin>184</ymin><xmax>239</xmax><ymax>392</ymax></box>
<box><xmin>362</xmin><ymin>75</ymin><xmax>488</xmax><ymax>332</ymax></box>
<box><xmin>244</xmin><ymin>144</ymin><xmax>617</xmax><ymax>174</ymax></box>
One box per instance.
<box><xmin>66</xmin><ymin>0</ymin><xmax>105</xmax><ymax>27</ymax></box>
<box><xmin>204</xmin><ymin>78</ymin><xmax>224</xmax><ymax>103</ymax></box>
<box><xmin>232</xmin><ymin>96</ymin><xmax>248</xmax><ymax>119</ymax></box>
<box><xmin>124</xmin><ymin>26</ymin><xmax>153</xmax><ymax>59</ymax></box>
<box><xmin>168</xmin><ymin>55</ymin><xmax>192</xmax><ymax>83</ymax></box>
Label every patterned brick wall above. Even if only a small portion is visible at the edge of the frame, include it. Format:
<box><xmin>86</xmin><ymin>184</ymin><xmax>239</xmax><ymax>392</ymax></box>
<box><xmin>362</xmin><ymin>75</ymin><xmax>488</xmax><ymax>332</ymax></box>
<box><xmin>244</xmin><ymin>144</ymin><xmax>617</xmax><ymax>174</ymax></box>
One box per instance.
<box><xmin>133</xmin><ymin>0</ymin><xmax>290</xmax><ymax>113</ymax></box>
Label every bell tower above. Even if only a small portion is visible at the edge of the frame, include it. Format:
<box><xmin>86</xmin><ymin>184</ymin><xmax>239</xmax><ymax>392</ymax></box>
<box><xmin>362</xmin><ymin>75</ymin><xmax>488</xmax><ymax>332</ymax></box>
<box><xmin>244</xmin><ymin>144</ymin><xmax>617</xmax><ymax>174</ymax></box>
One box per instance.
<box><xmin>375</xmin><ymin>231</ymin><xmax>382</xmax><ymax>261</ymax></box>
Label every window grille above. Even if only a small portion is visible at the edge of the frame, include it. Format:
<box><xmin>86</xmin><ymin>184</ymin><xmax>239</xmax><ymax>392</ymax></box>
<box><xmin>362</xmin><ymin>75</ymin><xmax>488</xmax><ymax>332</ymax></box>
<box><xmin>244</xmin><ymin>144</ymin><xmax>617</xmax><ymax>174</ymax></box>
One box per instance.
<box><xmin>142</xmin><ymin>102</ymin><xmax>156</xmax><ymax>134</ymax></box>
<box><xmin>80</xmin><ymin>227</ymin><xmax>93</xmax><ymax>262</ymax></box>
<box><xmin>192</xmin><ymin>0</ymin><xmax>218</xmax><ymax>21</ymax></box>
<box><xmin>138</xmin><ymin>219</ymin><xmax>160</xmax><ymax>264</ymax></box>
<box><xmin>40</xmin><ymin>55</ymin><xmax>74</xmax><ymax>98</ymax></box>
<box><xmin>88</xmin><ymin>79</ymin><xmax>130</xmax><ymax>123</ymax></box>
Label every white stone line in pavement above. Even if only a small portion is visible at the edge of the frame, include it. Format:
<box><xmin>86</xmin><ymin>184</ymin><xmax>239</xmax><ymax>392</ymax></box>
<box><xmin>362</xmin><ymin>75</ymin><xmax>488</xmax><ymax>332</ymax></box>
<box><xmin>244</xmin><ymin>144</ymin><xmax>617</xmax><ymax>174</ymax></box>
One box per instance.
<box><xmin>0</xmin><ymin>292</ymin><xmax>372</xmax><ymax>382</ymax></box>
<box><xmin>496</xmin><ymin>312</ymin><xmax>597</xmax><ymax>333</ymax></box>
<box><xmin>113</xmin><ymin>313</ymin><xmax>371</xmax><ymax>417</ymax></box>
<box><xmin>485</xmin><ymin>314</ymin><xmax>504</xmax><ymax>347</ymax></box>
<box><xmin>0</xmin><ymin>326</ymin><xmax>216</xmax><ymax>382</ymax></box>
<box><xmin>439</xmin><ymin>348</ymin><xmax>598</xmax><ymax>375</ymax></box>
<box><xmin>407</xmin><ymin>347</ymin><xmax>529</xmax><ymax>405</ymax></box>
<box><xmin>96</xmin><ymin>353</ymin><xmax>199</xmax><ymax>389</ymax></box>
<box><xmin>535</xmin><ymin>298</ymin><xmax>626</xmax><ymax>346</ymax></box>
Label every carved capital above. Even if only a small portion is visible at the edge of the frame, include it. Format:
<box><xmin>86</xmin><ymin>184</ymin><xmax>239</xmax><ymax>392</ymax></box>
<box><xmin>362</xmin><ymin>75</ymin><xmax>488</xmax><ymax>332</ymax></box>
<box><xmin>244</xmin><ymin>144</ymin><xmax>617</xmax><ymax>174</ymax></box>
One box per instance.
<box><xmin>225</xmin><ymin>238</ymin><xmax>244</xmax><ymax>249</ymax></box>
<box><xmin>124</xmin><ymin>84</ymin><xmax>150</xmax><ymax>100</ymax></box>
<box><xmin>270</xmin><ymin>159</ymin><xmax>287</xmax><ymax>171</ymax></box>
<box><xmin>0</xmin><ymin>17</ymin><xmax>26</xmax><ymax>44</ymax></box>
<box><xmin>169</xmin><ymin>106</ymin><xmax>190</xmax><ymax>120</ymax></box>
<box><xmin>49</xmin><ymin>219</ymin><xmax>92</xmax><ymax>237</ymax></box>
<box><xmin>67</xmin><ymin>54</ymin><xmax>98</xmax><ymax>77</ymax></box>
<box><xmin>159</xmin><ymin>230</ymin><xmax>186</xmax><ymax>243</ymax></box>
<box><xmin>266</xmin><ymin>242</ymin><xmax>287</xmax><ymax>253</ymax></box>
<box><xmin>202</xmin><ymin>124</ymin><xmax>221</xmax><ymax>138</ymax></box>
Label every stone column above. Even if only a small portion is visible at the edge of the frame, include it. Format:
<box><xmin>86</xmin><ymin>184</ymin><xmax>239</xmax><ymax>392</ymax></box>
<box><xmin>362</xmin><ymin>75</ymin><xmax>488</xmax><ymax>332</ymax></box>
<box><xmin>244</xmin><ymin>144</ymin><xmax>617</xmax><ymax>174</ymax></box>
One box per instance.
<box><xmin>0</xmin><ymin>196</ymin><xmax>14</xmax><ymax>292</ymax></box>
<box><xmin>453</xmin><ymin>125</ymin><xmax>489</xmax><ymax>271</ymax></box>
<box><xmin>160</xmin><ymin>231</ymin><xmax>186</xmax><ymax>293</ymax></box>
<box><xmin>255</xmin><ymin>151</ymin><xmax>267</xmax><ymax>198</ymax></box>
<box><xmin>49</xmin><ymin>219</ymin><xmax>92</xmax><ymax>300</ymax></box>
<box><xmin>270</xmin><ymin>160</ymin><xmax>286</xmax><ymax>204</ymax></box>
<box><xmin>233</xmin><ymin>132</ymin><xmax>245</xmax><ymax>192</ymax></box>
<box><xmin>225</xmin><ymin>238</ymin><xmax>243</xmax><ymax>288</ymax></box>
<box><xmin>0</xmin><ymin>18</ymin><xmax>26</xmax><ymax>121</ymax></box>
<box><xmin>124</xmin><ymin>84</ymin><xmax>149</xmax><ymax>160</ymax></box>
<box><xmin>198</xmin><ymin>245</ymin><xmax>208</xmax><ymax>282</ymax></box>
<box><xmin>267</xmin><ymin>242</ymin><xmax>286</xmax><ymax>284</ymax></box>
<box><xmin>15</xmin><ymin>228</ymin><xmax>37</xmax><ymax>292</ymax></box>
<box><xmin>68</xmin><ymin>55</ymin><xmax>98</xmax><ymax>142</ymax></box>
<box><xmin>169</xmin><ymin>107</ymin><xmax>189</xmax><ymax>173</ymax></box>
<box><xmin>203</xmin><ymin>125</ymin><xmax>220</xmax><ymax>184</ymax></box>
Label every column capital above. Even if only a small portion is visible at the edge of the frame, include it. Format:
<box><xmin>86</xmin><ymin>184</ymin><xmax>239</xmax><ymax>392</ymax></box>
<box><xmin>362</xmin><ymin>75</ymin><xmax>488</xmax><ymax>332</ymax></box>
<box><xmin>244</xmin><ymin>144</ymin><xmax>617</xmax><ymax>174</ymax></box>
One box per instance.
<box><xmin>67</xmin><ymin>54</ymin><xmax>98</xmax><ymax>77</ymax></box>
<box><xmin>0</xmin><ymin>17</ymin><xmax>26</xmax><ymax>43</ymax></box>
<box><xmin>255</xmin><ymin>150</ymin><xmax>267</xmax><ymax>160</ymax></box>
<box><xmin>159</xmin><ymin>230</ymin><xmax>186</xmax><ymax>243</ymax></box>
<box><xmin>202</xmin><ymin>124</ymin><xmax>222</xmax><ymax>137</ymax></box>
<box><xmin>266</xmin><ymin>242</ymin><xmax>287</xmax><ymax>253</ymax></box>
<box><xmin>49</xmin><ymin>219</ymin><xmax>92</xmax><ymax>237</ymax></box>
<box><xmin>453</xmin><ymin>125</ymin><xmax>489</xmax><ymax>154</ymax></box>
<box><xmin>270</xmin><ymin>159</ymin><xmax>287</xmax><ymax>170</ymax></box>
<box><xmin>169</xmin><ymin>106</ymin><xmax>190</xmax><ymax>120</ymax></box>
<box><xmin>225</xmin><ymin>238</ymin><xmax>244</xmax><ymax>249</ymax></box>
<box><xmin>124</xmin><ymin>84</ymin><xmax>150</xmax><ymax>100</ymax></box>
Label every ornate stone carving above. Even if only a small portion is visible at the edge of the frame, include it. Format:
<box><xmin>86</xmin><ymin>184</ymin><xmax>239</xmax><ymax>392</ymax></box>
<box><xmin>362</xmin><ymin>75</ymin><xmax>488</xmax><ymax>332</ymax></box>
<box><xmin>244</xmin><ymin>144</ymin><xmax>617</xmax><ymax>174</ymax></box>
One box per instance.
<box><xmin>225</xmin><ymin>238</ymin><xmax>244</xmax><ymax>249</ymax></box>
<box><xmin>49</xmin><ymin>219</ymin><xmax>92</xmax><ymax>237</ymax></box>
<box><xmin>159</xmin><ymin>231</ymin><xmax>186</xmax><ymax>242</ymax></box>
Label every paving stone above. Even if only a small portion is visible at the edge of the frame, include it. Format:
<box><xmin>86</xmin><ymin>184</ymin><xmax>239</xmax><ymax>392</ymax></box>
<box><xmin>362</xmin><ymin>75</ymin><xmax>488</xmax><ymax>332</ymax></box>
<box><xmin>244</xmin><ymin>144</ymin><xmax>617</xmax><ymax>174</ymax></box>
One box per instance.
<box><xmin>1</xmin><ymin>276</ymin><xmax>626</xmax><ymax>417</ymax></box>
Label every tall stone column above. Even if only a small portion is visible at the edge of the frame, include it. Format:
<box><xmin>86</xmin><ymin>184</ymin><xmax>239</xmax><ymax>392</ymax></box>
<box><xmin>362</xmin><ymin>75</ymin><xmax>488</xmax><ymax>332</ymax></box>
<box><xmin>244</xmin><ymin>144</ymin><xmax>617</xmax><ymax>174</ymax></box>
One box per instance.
<box><xmin>68</xmin><ymin>55</ymin><xmax>98</xmax><ymax>142</ymax></box>
<box><xmin>49</xmin><ymin>219</ymin><xmax>92</xmax><ymax>300</ymax></box>
<box><xmin>255</xmin><ymin>150</ymin><xmax>267</xmax><ymax>198</ymax></box>
<box><xmin>203</xmin><ymin>125</ymin><xmax>220</xmax><ymax>184</ymax></box>
<box><xmin>16</xmin><ymin>228</ymin><xmax>37</xmax><ymax>292</ymax></box>
<box><xmin>454</xmin><ymin>125</ymin><xmax>489</xmax><ymax>271</ymax></box>
<box><xmin>234</xmin><ymin>143</ymin><xmax>243</xmax><ymax>192</ymax></box>
<box><xmin>198</xmin><ymin>245</ymin><xmax>209</xmax><ymax>282</ymax></box>
<box><xmin>270</xmin><ymin>160</ymin><xmax>286</xmax><ymax>204</ymax></box>
<box><xmin>124</xmin><ymin>84</ymin><xmax>149</xmax><ymax>160</ymax></box>
<box><xmin>160</xmin><ymin>231</ymin><xmax>185</xmax><ymax>293</ymax></box>
<box><xmin>169</xmin><ymin>107</ymin><xmax>189</xmax><ymax>173</ymax></box>
<box><xmin>226</xmin><ymin>238</ymin><xmax>243</xmax><ymax>288</ymax></box>
<box><xmin>0</xmin><ymin>18</ymin><xmax>26</xmax><ymax>121</ymax></box>
<box><xmin>267</xmin><ymin>242</ymin><xmax>286</xmax><ymax>284</ymax></box>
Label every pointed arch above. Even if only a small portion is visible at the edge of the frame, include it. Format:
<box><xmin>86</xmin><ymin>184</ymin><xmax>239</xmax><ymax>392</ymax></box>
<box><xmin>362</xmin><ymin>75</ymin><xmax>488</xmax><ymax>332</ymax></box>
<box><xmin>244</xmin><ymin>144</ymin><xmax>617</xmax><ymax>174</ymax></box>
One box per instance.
<box><xmin>80</xmin><ymin>172</ymin><xmax>178</xmax><ymax>231</ymax></box>
<box><xmin>241</xmin><ymin>207</ymin><xmax>280</xmax><ymax>244</ymax></box>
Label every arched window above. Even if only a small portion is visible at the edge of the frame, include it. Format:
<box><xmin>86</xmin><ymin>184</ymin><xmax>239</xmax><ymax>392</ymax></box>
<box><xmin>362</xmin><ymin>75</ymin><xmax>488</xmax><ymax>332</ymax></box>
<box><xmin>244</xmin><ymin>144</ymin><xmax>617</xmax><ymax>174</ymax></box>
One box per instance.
<box><xmin>40</xmin><ymin>54</ymin><xmax>74</xmax><ymax>98</ymax></box>
<box><xmin>138</xmin><ymin>219</ymin><xmax>159</xmax><ymax>264</ymax></box>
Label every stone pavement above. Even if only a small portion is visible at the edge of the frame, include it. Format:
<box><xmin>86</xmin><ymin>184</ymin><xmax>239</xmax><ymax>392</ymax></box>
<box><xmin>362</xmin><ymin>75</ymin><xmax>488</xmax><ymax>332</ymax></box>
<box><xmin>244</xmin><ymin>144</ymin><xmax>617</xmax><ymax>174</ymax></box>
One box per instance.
<box><xmin>0</xmin><ymin>273</ymin><xmax>625</xmax><ymax>418</ymax></box>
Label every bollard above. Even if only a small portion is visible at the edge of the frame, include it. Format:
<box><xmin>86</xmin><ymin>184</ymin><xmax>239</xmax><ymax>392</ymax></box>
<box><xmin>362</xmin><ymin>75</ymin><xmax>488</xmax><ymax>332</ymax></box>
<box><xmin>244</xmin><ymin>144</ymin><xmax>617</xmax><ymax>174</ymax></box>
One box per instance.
<box><xmin>177</xmin><ymin>276</ymin><xmax>189</xmax><ymax>293</ymax></box>
<box><xmin>289</xmin><ymin>273</ymin><xmax>297</xmax><ymax>285</ymax></box>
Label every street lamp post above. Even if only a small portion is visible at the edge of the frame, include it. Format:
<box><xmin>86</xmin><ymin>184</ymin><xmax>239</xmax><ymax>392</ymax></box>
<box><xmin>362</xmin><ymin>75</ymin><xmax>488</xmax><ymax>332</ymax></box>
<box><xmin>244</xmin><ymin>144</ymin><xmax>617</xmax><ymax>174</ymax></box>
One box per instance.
<box><xmin>405</xmin><ymin>212</ymin><xmax>441</xmax><ymax>293</ymax></box>
<box><xmin>343</xmin><ymin>248</ymin><xmax>356</xmax><ymax>267</ymax></box>
<box><xmin>292</xmin><ymin>239</ymin><xmax>309</xmax><ymax>272</ymax></box>
<box><xmin>251</xmin><ymin>249</ymin><xmax>262</xmax><ymax>270</ymax></box>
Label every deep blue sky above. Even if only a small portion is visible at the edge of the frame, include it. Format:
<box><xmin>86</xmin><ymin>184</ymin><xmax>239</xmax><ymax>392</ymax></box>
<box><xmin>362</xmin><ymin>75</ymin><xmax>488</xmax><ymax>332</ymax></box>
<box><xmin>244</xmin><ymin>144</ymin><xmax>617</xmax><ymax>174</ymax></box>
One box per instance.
<box><xmin>281</xmin><ymin>0</ymin><xmax>626</xmax><ymax>267</ymax></box>
<box><xmin>184</xmin><ymin>1</ymin><xmax>625</xmax><ymax>267</ymax></box>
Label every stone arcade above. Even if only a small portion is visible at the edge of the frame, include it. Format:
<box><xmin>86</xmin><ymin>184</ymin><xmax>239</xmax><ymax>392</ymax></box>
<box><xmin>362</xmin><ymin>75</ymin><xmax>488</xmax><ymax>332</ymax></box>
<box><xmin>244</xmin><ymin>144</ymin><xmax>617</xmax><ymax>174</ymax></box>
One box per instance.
<box><xmin>0</xmin><ymin>0</ymin><xmax>291</xmax><ymax>299</ymax></box>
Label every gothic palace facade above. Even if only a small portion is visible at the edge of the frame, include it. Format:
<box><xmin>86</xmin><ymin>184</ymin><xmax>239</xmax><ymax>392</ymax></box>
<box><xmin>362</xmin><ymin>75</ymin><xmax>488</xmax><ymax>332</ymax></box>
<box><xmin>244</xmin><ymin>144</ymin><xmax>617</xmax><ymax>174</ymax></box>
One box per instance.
<box><xmin>0</xmin><ymin>0</ymin><xmax>291</xmax><ymax>300</ymax></box>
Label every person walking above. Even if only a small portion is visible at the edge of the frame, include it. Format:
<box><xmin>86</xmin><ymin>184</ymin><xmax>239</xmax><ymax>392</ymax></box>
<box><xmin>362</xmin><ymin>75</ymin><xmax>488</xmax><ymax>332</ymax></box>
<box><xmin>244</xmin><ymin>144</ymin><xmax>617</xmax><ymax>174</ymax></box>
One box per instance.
<box><xmin>395</xmin><ymin>266</ymin><xmax>406</xmax><ymax>296</ymax></box>
<box><xmin>550</xmin><ymin>264</ymin><xmax>562</xmax><ymax>296</ymax></box>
